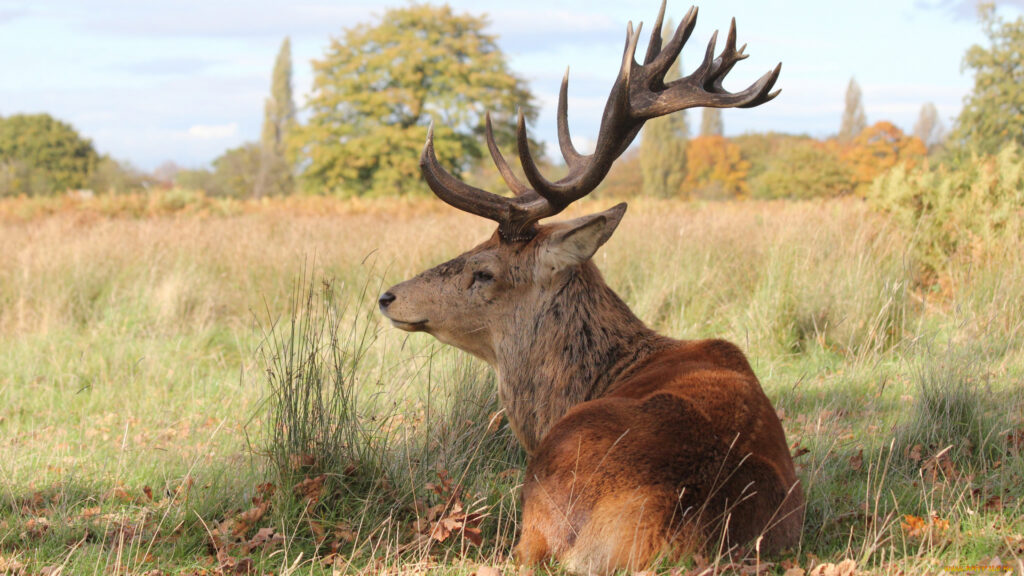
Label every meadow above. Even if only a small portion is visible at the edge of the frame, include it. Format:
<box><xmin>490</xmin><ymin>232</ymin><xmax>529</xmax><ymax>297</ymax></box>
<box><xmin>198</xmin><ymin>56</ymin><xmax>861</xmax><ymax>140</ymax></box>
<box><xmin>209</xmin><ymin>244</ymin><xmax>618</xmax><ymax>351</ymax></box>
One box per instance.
<box><xmin>0</xmin><ymin>193</ymin><xmax>1021</xmax><ymax>575</ymax></box>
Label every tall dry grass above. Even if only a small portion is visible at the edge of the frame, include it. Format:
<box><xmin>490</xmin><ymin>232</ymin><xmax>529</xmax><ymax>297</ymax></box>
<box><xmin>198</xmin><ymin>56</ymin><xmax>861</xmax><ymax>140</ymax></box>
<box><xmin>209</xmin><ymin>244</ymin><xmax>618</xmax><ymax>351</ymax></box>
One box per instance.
<box><xmin>1</xmin><ymin>195</ymin><xmax>1021</xmax><ymax>574</ymax></box>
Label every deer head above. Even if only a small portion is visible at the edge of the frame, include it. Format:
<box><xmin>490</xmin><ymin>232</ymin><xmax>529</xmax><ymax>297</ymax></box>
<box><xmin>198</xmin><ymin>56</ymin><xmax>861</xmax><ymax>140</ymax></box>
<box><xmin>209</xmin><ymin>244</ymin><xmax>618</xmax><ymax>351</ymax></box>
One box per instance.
<box><xmin>379</xmin><ymin>3</ymin><xmax>780</xmax><ymax>448</ymax></box>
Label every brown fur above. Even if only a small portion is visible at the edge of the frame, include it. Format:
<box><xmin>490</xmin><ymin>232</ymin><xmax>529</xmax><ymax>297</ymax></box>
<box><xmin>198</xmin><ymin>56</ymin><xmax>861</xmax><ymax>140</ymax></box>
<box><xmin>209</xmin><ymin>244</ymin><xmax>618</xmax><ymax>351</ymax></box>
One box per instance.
<box><xmin>380</xmin><ymin>205</ymin><xmax>804</xmax><ymax>573</ymax></box>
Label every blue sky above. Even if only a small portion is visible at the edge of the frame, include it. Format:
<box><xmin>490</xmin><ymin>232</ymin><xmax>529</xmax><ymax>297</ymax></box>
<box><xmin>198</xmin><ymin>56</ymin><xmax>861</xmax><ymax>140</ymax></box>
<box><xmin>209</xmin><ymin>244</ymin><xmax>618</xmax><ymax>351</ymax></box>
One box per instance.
<box><xmin>1</xmin><ymin>0</ymin><xmax>1021</xmax><ymax>170</ymax></box>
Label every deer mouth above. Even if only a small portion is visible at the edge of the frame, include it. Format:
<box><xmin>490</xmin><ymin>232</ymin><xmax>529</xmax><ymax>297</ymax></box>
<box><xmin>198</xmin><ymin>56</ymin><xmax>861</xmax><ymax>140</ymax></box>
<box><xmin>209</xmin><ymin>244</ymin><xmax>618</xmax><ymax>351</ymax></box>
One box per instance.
<box><xmin>387</xmin><ymin>318</ymin><xmax>428</xmax><ymax>332</ymax></box>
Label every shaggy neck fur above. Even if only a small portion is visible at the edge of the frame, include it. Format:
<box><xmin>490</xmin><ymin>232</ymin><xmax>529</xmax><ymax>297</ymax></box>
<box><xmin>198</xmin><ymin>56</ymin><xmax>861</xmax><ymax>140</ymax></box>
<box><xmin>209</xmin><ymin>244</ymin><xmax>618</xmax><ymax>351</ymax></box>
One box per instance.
<box><xmin>493</xmin><ymin>262</ymin><xmax>674</xmax><ymax>453</ymax></box>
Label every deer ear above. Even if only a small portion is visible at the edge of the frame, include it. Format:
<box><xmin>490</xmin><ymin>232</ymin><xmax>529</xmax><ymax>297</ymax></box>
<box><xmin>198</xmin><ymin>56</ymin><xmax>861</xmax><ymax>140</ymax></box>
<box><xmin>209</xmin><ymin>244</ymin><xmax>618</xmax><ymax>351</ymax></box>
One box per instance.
<box><xmin>538</xmin><ymin>203</ymin><xmax>627</xmax><ymax>273</ymax></box>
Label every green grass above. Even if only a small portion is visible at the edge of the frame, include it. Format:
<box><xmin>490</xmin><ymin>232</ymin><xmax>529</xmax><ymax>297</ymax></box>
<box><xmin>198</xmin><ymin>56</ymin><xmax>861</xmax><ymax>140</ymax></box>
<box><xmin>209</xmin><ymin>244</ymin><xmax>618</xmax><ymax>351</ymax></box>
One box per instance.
<box><xmin>0</xmin><ymin>197</ymin><xmax>1022</xmax><ymax>575</ymax></box>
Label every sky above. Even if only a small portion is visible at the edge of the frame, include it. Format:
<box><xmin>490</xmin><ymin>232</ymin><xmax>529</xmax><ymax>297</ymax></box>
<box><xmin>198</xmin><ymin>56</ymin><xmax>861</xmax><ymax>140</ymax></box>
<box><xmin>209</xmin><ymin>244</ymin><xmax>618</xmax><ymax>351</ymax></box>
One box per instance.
<box><xmin>1</xmin><ymin>0</ymin><xmax>1022</xmax><ymax>171</ymax></box>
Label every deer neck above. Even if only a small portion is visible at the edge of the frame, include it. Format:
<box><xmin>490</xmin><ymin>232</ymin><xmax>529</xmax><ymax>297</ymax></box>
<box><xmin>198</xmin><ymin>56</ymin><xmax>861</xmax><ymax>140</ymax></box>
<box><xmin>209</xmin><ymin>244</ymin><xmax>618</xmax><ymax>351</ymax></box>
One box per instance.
<box><xmin>492</xmin><ymin>262</ymin><xmax>673</xmax><ymax>453</ymax></box>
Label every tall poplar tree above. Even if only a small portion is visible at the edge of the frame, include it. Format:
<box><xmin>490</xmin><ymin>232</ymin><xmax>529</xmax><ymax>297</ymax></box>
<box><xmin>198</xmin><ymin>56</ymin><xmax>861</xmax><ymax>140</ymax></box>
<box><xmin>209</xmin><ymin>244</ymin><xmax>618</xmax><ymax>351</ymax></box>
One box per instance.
<box><xmin>254</xmin><ymin>37</ymin><xmax>296</xmax><ymax>197</ymax></box>
<box><xmin>838</xmin><ymin>77</ymin><xmax>867</xmax><ymax>144</ymax></box>
<box><xmin>913</xmin><ymin>102</ymin><xmax>945</xmax><ymax>152</ymax></box>
<box><xmin>699</xmin><ymin>108</ymin><xmax>723</xmax><ymax>137</ymax></box>
<box><xmin>640</xmin><ymin>21</ymin><xmax>688</xmax><ymax>198</ymax></box>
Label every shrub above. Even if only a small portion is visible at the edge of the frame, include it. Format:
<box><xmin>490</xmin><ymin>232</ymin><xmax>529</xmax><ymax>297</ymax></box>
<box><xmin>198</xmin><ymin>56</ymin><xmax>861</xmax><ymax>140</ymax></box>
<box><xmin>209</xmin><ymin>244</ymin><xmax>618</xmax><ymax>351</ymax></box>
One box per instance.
<box><xmin>869</xmin><ymin>143</ymin><xmax>1024</xmax><ymax>282</ymax></box>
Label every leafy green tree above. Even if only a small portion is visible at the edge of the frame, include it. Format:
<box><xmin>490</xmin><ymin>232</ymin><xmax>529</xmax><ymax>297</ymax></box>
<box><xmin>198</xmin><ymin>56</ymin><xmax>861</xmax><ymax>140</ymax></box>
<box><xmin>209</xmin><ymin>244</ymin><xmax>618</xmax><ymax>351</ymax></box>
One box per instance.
<box><xmin>949</xmin><ymin>3</ymin><xmax>1024</xmax><ymax>154</ymax></box>
<box><xmin>296</xmin><ymin>4</ymin><xmax>537</xmax><ymax>196</ymax></box>
<box><xmin>838</xmin><ymin>77</ymin><xmax>867</xmax><ymax>144</ymax></box>
<box><xmin>640</xmin><ymin>23</ymin><xmax>688</xmax><ymax>198</ymax></box>
<box><xmin>749</xmin><ymin>138</ymin><xmax>854</xmax><ymax>199</ymax></box>
<box><xmin>0</xmin><ymin>113</ymin><xmax>98</xmax><ymax>196</ymax></box>
<box><xmin>177</xmin><ymin>144</ymin><xmax>261</xmax><ymax>197</ymax></box>
<box><xmin>88</xmin><ymin>156</ymin><xmax>150</xmax><ymax>194</ymax></box>
<box><xmin>913</xmin><ymin>102</ymin><xmax>945</xmax><ymax>153</ymax></box>
<box><xmin>699</xmin><ymin>108</ymin><xmax>723</xmax><ymax>137</ymax></box>
<box><xmin>255</xmin><ymin>37</ymin><xmax>296</xmax><ymax>197</ymax></box>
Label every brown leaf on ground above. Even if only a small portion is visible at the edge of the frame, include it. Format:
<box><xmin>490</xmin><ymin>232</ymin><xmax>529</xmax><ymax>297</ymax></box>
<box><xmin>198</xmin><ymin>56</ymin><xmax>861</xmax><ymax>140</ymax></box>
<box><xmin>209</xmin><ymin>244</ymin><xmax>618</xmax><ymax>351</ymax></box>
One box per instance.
<box><xmin>0</xmin><ymin>555</ymin><xmax>27</xmax><ymax>575</ymax></box>
<box><xmin>105</xmin><ymin>485</ymin><xmax>137</xmax><ymax>504</ymax></box>
<box><xmin>231</xmin><ymin>501</ymin><xmax>270</xmax><ymax>537</ymax></box>
<box><xmin>983</xmin><ymin>495</ymin><xmax>1004</xmax><ymax>511</ymax></box>
<box><xmin>808</xmin><ymin>559</ymin><xmax>856</xmax><ymax>576</ymax></box>
<box><xmin>474</xmin><ymin>566</ymin><xmax>501</xmax><ymax>576</ymax></box>
<box><xmin>243</xmin><ymin>526</ymin><xmax>284</xmax><ymax>554</ymax></box>
<box><xmin>906</xmin><ymin>443</ymin><xmax>923</xmax><ymax>463</ymax></box>
<box><xmin>498</xmin><ymin>469</ymin><xmax>519</xmax><ymax>479</ymax></box>
<box><xmin>791</xmin><ymin>442</ymin><xmax>810</xmax><ymax>459</ymax></box>
<box><xmin>23</xmin><ymin>517</ymin><xmax>50</xmax><ymax>539</ymax></box>
<box><xmin>294</xmin><ymin>474</ymin><xmax>327</xmax><ymax>505</ymax></box>
<box><xmin>848</xmin><ymin>448</ymin><xmax>863</xmax><ymax>471</ymax></box>
<box><xmin>79</xmin><ymin>506</ymin><xmax>101</xmax><ymax>519</ymax></box>
<box><xmin>289</xmin><ymin>453</ymin><xmax>316</xmax><ymax>470</ymax></box>
<box><xmin>38</xmin><ymin>566</ymin><xmax>63</xmax><ymax>576</ymax></box>
<box><xmin>486</xmin><ymin>411</ymin><xmax>505</xmax><ymax>434</ymax></box>
<box><xmin>1004</xmin><ymin>534</ymin><xmax>1024</xmax><ymax>555</ymax></box>
<box><xmin>900</xmin><ymin>514</ymin><xmax>949</xmax><ymax>541</ymax></box>
<box><xmin>253</xmin><ymin>482</ymin><xmax>276</xmax><ymax>505</ymax></box>
<box><xmin>921</xmin><ymin>448</ymin><xmax>960</xmax><ymax>482</ymax></box>
<box><xmin>782</xmin><ymin>568</ymin><xmax>806</xmax><ymax>576</ymax></box>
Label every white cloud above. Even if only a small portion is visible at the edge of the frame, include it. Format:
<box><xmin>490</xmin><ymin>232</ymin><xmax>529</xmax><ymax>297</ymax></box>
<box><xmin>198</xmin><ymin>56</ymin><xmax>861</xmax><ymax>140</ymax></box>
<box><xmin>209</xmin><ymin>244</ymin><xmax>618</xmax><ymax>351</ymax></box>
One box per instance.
<box><xmin>185</xmin><ymin>123</ymin><xmax>238</xmax><ymax>140</ymax></box>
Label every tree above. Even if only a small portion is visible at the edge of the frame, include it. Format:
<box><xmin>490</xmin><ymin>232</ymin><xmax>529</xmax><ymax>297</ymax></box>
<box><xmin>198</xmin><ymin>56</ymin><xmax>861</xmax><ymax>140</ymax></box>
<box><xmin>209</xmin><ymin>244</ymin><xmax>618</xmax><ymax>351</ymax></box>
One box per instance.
<box><xmin>254</xmin><ymin>37</ymin><xmax>296</xmax><ymax>197</ymax></box>
<box><xmin>296</xmin><ymin>4</ymin><xmax>537</xmax><ymax>196</ymax></box>
<box><xmin>699</xmin><ymin>108</ymin><xmax>723</xmax><ymax>137</ymax></box>
<box><xmin>913</xmin><ymin>102</ymin><xmax>945</xmax><ymax>153</ymax></box>
<box><xmin>838</xmin><ymin>77</ymin><xmax>867</xmax><ymax>144</ymax></box>
<box><xmin>640</xmin><ymin>22</ymin><xmax>688</xmax><ymax>198</ymax></box>
<box><xmin>842</xmin><ymin>121</ymin><xmax>926</xmax><ymax>192</ymax></box>
<box><xmin>949</xmin><ymin>3</ymin><xmax>1024</xmax><ymax>154</ymax></box>
<box><xmin>0</xmin><ymin>113</ymin><xmax>98</xmax><ymax>196</ymax></box>
<box><xmin>88</xmin><ymin>156</ymin><xmax>150</xmax><ymax>194</ymax></box>
<box><xmin>749</xmin><ymin>138</ymin><xmax>854</xmax><ymax>199</ymax></box>
<box><xmin>177</xmin><ymin>144</ymin><xmax>262</xmax><ymax>197</ymax></box>
<box><xmin>683</xmin><ymin>135</ymin><xmax>749</xmax><ymax>199</ymax></box>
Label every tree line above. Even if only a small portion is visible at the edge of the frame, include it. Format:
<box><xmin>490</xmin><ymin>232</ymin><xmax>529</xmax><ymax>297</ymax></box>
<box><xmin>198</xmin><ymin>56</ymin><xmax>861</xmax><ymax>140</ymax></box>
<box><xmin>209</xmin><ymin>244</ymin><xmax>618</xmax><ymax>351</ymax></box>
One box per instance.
<box><xmin>1</xmin><ymin>2</ymin><xmax>1022</xmax><ymax>200</ymax></box>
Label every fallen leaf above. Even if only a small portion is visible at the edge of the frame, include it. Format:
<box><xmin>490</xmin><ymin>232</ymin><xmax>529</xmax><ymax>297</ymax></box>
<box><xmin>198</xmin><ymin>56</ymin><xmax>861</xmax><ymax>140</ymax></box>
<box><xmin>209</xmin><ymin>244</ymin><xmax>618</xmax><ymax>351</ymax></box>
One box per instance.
<box><xmin>0</xmin><ymin>556</ymin><xmax>26</xmax><ymax>575</ymax></box>
<box><xmin>289</xmin><ymin>453</ymin><xmax>316</xmax><ymax>470</ymax></box>
<box><xmin>848</xmin><ymin>448</ymin><xmax>863</xmax><ymax>471</ymax></box>
<box><xmin>808</xmin><ymin>559</ymin><xmax>856</xmax><ymax>576</ymax></box>
<box><xmin>486</xmin><ymin>412</ymin><xmax>505</xmax><ymax>434</ymax></box>
<box><xmin>232</xmin><ymin>501</ymin><xmax>270</xmax><ymax>537</ymax></box>
<box><xmin>475</xmin><ymin>566</ymin><xmax>501</xmax><ymax>576</ymax></box>
<box><xmin>791</xmin><ymin>442</ymin><xmax>810</xmax><ymax>459</ymax></box>
<box><xmin>782</xmin><ymin>569</ymin><xmax>805</xmax><ymax>576</ymax></box>
<box><xmin>294</xmin><ymin>475</ymin><xmax>327</xmax><ymax>505</ymax></box>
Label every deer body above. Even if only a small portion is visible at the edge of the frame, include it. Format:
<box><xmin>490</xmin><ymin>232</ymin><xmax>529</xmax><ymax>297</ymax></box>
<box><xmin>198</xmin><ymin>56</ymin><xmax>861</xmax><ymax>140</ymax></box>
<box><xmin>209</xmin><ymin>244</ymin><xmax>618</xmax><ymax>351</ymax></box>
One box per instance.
<box><xmin>378</xmin><ymin>3</ymin><xmax>803</xmax><ymax>573</ymax></box>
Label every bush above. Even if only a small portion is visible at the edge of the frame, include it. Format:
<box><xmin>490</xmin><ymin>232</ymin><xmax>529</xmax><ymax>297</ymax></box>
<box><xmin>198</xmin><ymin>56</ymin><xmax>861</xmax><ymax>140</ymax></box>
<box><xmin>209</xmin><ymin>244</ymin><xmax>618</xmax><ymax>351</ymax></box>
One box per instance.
<box><xmin>749</xmin><ymin>138</ymin><xmax>855</xmax><ymax>199</ymax></box>
<box><xmin>869</xmin><ymin>143</ymin><xmax>1024</xmax><ymax>281</ymax></box>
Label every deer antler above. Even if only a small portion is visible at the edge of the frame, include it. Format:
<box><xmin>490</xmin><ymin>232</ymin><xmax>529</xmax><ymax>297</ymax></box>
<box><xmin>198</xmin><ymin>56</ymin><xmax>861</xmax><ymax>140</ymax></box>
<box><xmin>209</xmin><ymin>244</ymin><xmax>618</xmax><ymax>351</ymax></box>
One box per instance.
<box><xmin>421</xmin><ymin>1</ymin><xmax>781</xmax><ymax>242</ymax></box>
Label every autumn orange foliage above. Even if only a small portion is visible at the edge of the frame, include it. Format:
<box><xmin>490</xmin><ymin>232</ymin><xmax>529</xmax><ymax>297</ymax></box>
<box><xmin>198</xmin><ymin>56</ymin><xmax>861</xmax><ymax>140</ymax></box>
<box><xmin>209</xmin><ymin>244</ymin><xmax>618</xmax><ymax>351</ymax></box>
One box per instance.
<box><xmin>841</xmin><ymin>121</ymin><xmax>927</xmax><ymax>191</ymax></box>
<box><xmin>682</xmin><ymin>135</ymin><xmax>750</xmax><ymax>198</ymax></box>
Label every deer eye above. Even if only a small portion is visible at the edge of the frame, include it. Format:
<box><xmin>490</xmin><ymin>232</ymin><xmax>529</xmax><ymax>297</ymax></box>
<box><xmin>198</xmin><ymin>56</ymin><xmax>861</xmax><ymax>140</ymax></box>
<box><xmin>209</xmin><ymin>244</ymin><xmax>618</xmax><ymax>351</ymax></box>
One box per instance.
<box><xmin>472</xmin><ymin>270</ymin><xmax>494</xmax><ymax>283</ymax></box>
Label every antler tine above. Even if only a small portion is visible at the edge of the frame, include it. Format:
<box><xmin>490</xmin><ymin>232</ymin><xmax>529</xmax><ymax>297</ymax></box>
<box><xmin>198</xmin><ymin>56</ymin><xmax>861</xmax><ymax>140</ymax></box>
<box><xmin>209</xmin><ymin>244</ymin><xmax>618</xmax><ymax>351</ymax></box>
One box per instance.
<box><xmin>421</xmin><ymin>4</ymin><xmax>781</xmax><ymax>242</ymax></box>
<box><xmin>642</xmin><ymin>5</ymin><xmax>698</xmax><ymax>87</ymax></box>
<box><xmin>644</xmin><ymin>0</ymin><xmax>668</xmax><ymax>66</ymax></box>
<box><xmin>556</xmin><ymin>69</ymin><xmax>585</xmax><ymax>171</ymax></box>
<box><xmin>737</xmin><ymin>63</ymin><xmax>782</xmax><ymax>108</ymax></box>
<box><xmin>484</xmin><ymin>112</ymin><xmax>533</xmax><ymax>197</ymax></box>
<box><xmin>517</xmin><ymin>18</ymin><xmax>644</xmax><ymax>209</ymax></box>
<box><xmin>420</xmin><ymin>123</ymin><xmax>512</xmax><ymax>224</ymax></box>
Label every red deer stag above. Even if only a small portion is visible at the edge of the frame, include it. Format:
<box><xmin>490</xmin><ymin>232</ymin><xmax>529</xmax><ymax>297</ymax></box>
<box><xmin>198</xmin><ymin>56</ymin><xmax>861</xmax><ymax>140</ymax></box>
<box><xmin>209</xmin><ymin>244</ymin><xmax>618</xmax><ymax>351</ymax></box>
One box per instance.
<box><xmin>378</xmin><ymin>2</ymin><xmax>804</xmax><ymax>572</ymax></box>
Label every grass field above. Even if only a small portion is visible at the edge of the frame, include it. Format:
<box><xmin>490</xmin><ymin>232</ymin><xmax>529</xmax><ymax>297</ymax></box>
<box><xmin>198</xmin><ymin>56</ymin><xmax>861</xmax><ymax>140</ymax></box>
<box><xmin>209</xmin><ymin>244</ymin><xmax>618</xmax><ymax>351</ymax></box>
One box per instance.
<box><xmin>0</xmin><ymin>194</ymin><xmax>1022</xmax><ymax>575</ymax></box>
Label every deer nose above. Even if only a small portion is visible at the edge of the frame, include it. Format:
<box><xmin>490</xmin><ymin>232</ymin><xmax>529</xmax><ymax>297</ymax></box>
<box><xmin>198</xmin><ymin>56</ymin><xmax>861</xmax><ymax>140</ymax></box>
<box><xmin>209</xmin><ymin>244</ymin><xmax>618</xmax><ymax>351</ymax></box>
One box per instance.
<box><xmin>378</xmin><ymin>292</ymin><xmax>396</xmax><ymax>309</ymax></box>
